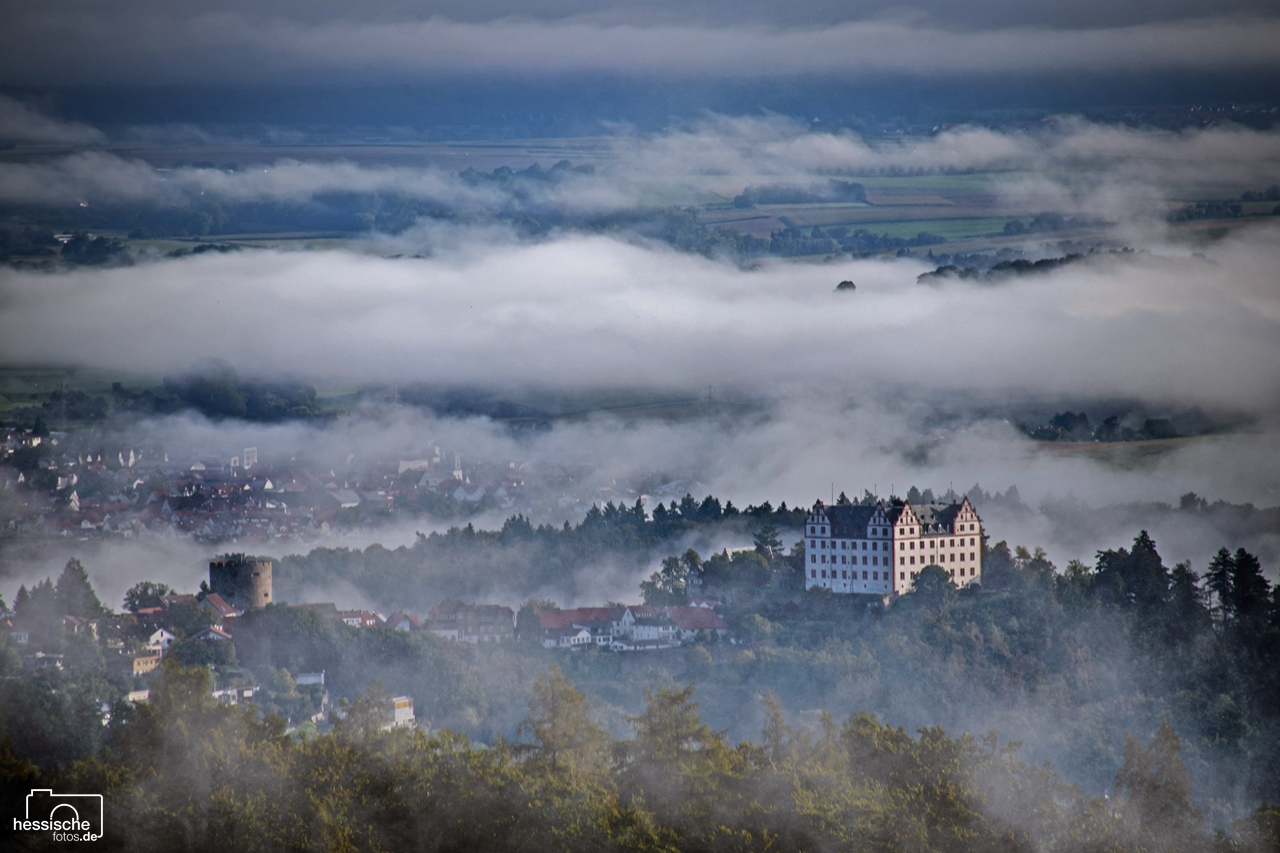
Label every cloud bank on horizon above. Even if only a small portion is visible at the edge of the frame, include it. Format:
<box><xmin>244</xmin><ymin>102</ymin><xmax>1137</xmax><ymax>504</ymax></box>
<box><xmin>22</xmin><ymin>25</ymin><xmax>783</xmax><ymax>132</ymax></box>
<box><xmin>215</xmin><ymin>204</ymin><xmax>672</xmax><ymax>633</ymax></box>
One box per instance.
<box><xmin>0</xmin><ymin>2</ymin><xmax>1278</xmax><ymax>85</ymax></box>
<box><xmin>3</xmin><ymin>115</ymin><xmax>1280</xmax><ymax>221</ymax></box>
<box><xmin>1</xmin><ymin>226</ymin><xmax>1277</xmax><ymax>415</ymax></box>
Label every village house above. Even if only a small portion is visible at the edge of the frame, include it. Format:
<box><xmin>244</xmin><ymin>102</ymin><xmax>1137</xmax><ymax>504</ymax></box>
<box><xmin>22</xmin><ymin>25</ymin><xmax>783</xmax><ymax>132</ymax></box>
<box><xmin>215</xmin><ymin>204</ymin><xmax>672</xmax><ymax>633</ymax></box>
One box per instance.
<box><xmin>384</xmin><ymin>612</ymin><xmax>422</xmax><ymax>632</ymax></box>
<box><xmin>426</xmin><ymin>599</ymin><xmax>514</xmax><ymax>643</ymax></box>
<box><xmin>538</xmin><ymin>606</ymin><xmax>624</xmax><ymax>649</ymax></box>
<box><xmin>110</xmin><ymin>651</ymin><xmax>161</xmax><ymax>676</ymax></box>
<box><xmin>211</xmin><ymin>685</ymin><xmax>256</xmax><ymax>704</ymax></box>
<box><xmin>804</xmin><ymin>496</ymin><xmax>983</xmax><ymax>596</ymax></box>
<box><xmin>339</xmin><ymin>610</ymin><xmax>381</xmax><ymax>628</ymax></box>
<box><xmin>201</xmin><ymin>592</ymin><xmax>238</xmax><ymax>632</ymax></box>
<box><xmin>536</xmin><ymin>602</ymin><xmax>728</xmax><ymax>650</ymax></box>
<box><xmin>147</xmin><ymin>627</ymin><xmax>176</xmax><ymax>654</ymax></box>
<box><xmin>613</xmin><ymin>605</ymin><xmax>679</xmax><ymax>649</ymax></box>
<box><xmin>385</xmin><ymin>696</ymin><xmax>415</xmax><ymax>730</ymax></box>
<box><xmin>190</xmin><ymin>625</ymin><xmax>234</xmax><ymax>642</ymax></box>
<box><xmin>665</xmin><ymin>605</ymin><xmax>729</xmax><ymax>642</ymax></box>
<box><xmin>62</xmin><ymin>614</ymin><xmax>100</xmax><ymax>640</ymax></box>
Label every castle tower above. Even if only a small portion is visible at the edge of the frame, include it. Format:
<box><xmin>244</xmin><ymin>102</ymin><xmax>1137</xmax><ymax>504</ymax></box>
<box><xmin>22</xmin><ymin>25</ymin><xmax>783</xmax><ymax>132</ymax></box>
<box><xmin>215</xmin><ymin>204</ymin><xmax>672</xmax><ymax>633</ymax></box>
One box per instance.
<box><xmin>209</xmin><ymin>556</ymin><xmax>273</xmax><ymax>611</ymax></box>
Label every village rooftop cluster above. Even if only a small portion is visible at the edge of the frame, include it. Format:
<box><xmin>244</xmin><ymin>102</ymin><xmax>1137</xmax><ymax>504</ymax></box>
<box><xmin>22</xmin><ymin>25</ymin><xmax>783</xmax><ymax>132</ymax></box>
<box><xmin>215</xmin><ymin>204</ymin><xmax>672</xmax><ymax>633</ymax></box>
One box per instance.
<box><xmin>0</xmin><ymin>426</ymin><xmax>640</xmax><ymax>542</ymax></box>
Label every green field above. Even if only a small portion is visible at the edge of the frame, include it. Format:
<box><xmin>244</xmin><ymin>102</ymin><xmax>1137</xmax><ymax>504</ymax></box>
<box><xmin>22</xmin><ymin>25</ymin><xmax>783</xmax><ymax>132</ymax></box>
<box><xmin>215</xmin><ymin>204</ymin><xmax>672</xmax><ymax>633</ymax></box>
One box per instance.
<box><xmin>847</xmin><ymin>217</ymin><xmax>1013</xmax><ymax>240</ymax></box>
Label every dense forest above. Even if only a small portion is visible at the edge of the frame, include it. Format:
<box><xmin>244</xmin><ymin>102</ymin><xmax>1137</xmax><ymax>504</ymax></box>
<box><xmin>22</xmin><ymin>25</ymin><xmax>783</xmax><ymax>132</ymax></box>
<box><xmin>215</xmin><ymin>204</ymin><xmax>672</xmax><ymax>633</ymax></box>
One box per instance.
<box><xmin>3</xmin><ymin>494</ymin><xmax>1280</xmax><ymax>851</ymax></box>
<box><xmin>4</xmin><ymin>658</ymin><xmax>1279</xmax><ymax>852</ymax></box>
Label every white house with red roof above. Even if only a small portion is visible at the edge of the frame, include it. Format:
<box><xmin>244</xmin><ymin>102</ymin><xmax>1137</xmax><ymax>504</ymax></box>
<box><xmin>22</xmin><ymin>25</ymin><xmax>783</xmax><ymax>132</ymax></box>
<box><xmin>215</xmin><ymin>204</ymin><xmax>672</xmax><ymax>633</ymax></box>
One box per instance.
<box><xmin>664</xmin><ymin>605</ymin><xmax>728</xmax><ymax>642</ymax></box>
<box><xmin>190</xmin><ymin>625</ymin><xmax>234</xmax><ymax>642</ymax></box>
<box><xmin>538</xmin><ymin>606</ymin><xmax>624</xmax><ymax>648</ymax></box>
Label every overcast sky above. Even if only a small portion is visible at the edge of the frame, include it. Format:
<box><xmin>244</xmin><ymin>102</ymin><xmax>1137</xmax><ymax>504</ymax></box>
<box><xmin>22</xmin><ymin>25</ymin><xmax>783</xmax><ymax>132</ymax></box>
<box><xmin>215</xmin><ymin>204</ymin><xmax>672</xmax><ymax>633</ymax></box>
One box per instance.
<box><xmin>1</xmin><ymin>1</ymin><xmax>1278</xmax><ymax>85</ymax></box>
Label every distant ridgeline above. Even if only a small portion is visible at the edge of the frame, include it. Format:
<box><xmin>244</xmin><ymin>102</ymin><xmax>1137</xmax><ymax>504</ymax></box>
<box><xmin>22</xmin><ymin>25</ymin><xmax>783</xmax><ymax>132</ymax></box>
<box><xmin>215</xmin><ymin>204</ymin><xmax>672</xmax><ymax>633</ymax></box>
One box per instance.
<box><xmin>733</xmin><ymin>179</ymin><xmax>867</xmax><ymax>208</ymax></box>
<box><xmin>917</xmin><ymin>248</ymin><xmax>1137</xmax><ymax>284</ymax></box>
<box><xmin>1169</xmin><ymin>184</ymin><xmax>1280</xmax><ymax>221</ymax></box>
<box><xmin>1020</xmin><ymin>410</ymin><xmax>1182</xmax><ymax>443</ymax></box>
<box><xmin>111</xmin><ymin>364</ymin><xmax>329</xmax><ymax>422</ymax></box>
<box><xmin>459</xmin><ymin>159</ymin><xmax>595</xmax><ymax>188</ymax></box>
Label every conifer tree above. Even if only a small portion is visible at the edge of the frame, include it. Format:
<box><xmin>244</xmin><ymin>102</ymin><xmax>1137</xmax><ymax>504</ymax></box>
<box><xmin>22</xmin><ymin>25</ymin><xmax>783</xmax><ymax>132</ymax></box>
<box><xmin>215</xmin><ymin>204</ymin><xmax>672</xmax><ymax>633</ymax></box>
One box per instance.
<box><xmin>55</xmin><ymin>559</ymin><xmax>105</xmax><ymax>618</ymax></box>
<box><xmin>1228</xmin><ymin>548</ymin><xmax>1271</xmax><ymax>629</ymax></box>
<box><xmin>1206</xmin><ymin>547</ymin><xmax>1234</xmax><ymax>620</ymax></box>
<box><xmin>1115</xmin><ymin>720</ymin><xmax>1203</xmax><ymax>845</ymax></box>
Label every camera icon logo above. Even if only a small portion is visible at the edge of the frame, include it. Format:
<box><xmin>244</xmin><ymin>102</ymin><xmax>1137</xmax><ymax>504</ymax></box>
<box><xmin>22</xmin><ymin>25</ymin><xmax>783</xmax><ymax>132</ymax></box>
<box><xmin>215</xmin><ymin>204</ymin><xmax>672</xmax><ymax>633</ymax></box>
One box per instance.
<box><xmin>17</xmin><ymin>789</ymin><xmax>104</xmax><ymax>840</ymax></box>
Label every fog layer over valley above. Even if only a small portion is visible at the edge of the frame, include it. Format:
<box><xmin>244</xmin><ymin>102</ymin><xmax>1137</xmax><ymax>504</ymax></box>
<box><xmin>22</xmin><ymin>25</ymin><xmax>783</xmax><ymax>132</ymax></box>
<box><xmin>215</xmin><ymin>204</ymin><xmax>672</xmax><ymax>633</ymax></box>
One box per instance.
<box><xmin>3</xmin><ymin>90</ymin><xmax>1280</xmax><ymax>850</ymax></box>
<box><xmin>3</xmin><ymin>226</ymin><xmax>1278</xmax><ymax>410</ymax></box>
<box><xmin>2</xmin><ymin>217</ymin><xmax>1278</xmax><ymax>810</ymax></box>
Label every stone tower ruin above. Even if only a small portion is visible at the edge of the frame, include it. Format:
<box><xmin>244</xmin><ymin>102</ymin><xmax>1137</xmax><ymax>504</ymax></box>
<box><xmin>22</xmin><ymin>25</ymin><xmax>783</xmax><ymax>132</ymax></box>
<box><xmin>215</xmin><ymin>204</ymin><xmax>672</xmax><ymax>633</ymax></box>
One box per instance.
<box><xmin>209</xmin><ymin>556</ymin><xmax>272</xmax><ymax>611</ymax></box>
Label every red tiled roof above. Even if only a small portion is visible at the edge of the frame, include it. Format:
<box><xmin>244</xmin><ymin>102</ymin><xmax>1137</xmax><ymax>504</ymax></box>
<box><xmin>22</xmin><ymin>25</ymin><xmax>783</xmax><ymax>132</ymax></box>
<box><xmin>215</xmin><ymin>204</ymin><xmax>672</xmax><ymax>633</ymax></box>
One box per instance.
<box><xmin>202</xmin><ymin>593</ymin><xmax>236</xmax><ymax>617</ymax></box>
<box><xmin>192</xmin><ymin>625</ymin><xmax>233</xmax><ymax>641</ymax></box>
<box><xmin>539</xmin><ymin>606</ymin><xmax>622</xmax><ymax>630</ymax></box>
<box><xmin>665</xmin><ymin>606</ymin><xmax>727</xmax><ymax>631</ymax></box>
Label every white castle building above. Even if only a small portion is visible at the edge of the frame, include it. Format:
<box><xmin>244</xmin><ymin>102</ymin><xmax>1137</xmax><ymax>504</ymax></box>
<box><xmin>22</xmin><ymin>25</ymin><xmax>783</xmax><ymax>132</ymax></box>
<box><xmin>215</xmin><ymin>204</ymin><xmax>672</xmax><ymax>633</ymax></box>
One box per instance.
<box><xmin>804</xmin><ymin>496</ymin><xmax>983</xmax><ymax>596</ymax></box>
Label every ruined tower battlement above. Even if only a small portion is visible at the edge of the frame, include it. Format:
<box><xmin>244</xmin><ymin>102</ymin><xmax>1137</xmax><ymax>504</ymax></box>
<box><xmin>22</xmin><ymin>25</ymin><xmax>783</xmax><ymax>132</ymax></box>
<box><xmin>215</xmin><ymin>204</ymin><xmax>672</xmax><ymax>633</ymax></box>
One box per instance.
<box><xmin>209</xmin><ymin>556</ymin><xmax>272</xmax><ymax>611</ymax></box>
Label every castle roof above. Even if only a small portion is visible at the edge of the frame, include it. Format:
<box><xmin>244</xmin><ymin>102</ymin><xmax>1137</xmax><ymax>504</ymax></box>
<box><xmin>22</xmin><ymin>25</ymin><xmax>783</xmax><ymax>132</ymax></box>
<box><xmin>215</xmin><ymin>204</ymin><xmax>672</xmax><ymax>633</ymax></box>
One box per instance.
<box><xmin>887</xmin><ymin>501</ymin><xmax>966</xmax><ymax>533</ymax></box>
<box><xmin>819</xmin><ymin>503</ymin><xmax>885</xmax><ymax>535</ymax></box>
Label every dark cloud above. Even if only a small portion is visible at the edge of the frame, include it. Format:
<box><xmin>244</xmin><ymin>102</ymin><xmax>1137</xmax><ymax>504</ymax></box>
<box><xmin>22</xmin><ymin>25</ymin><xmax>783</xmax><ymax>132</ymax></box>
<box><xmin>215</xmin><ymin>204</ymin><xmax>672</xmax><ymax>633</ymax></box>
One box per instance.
<box><xmin>0</xmin><ymin>5</ymin><xmax>1277</xmax><ymax>85</ymax></box>
<box><xmin>0</xmin><ymin>95</ymin><xmax>106</xmax><ymax>145</ymax></box>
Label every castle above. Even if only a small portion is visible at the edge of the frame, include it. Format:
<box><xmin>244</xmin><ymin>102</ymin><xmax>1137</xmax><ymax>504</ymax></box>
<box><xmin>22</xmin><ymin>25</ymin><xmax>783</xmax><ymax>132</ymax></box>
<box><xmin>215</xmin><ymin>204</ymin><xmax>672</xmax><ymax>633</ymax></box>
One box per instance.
<box><xmin>804</xmin><ymin>496</ymin><xmax>983</xmax><ymax>596</ymax></box>
<box><xmin>209</xmin><ymin>556</ymin><xmax>273</xmax><ymax>611</ymax></box>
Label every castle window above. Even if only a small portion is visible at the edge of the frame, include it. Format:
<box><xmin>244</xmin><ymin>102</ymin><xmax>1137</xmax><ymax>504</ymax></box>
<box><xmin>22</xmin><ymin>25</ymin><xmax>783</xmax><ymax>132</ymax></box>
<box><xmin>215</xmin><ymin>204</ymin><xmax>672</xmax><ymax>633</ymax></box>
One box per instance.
<box><xmin>811</xmin><ymin>570</ymin><xmax>816</xmax><ymax>577</ymax></box>
<box><xmin>862</xmin><ymin>556</ymin><xmax>867</xmax><ymax>565</ymax></box>
<box><xmin>900</xmin><ymin>557</ymin><xmax>905</xmax><ymax>565</ymax></box>
<box><xmin>821</xmin><ymin>570</ymin><xmax>826</xmax><ymax>578</ymax></box>
<box><xmin>873</xmin><ymin>571</ymin><xmax>878</xmax><ymax>580</ymax></box>
<box><xmin>862</xmin><ymin>571</ymin><xmax>868</xmax><ymax>579</ymax></box>
<box><xmin>900</xmin><ymin>572</ymin><xmax>905</xmax><ymax>580</ymax></box>
<box><xmin>821</xmin><ymin>526</ymin><xmax>826</xmax><ymax>534</ymax></box>
<box><xmin>811</xmin><ymin>555</ymin><xmax>816</xmax><ymax>563</ymax></box>
<box><xmin>842</xmin><ymin>571</ymin><xmax>847</xmax><ymax>579</ymax></box>
<box><xmin>910</xmin><ymin>556</ymin><xmax>915</xmax><ymax>565</ymax></box>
